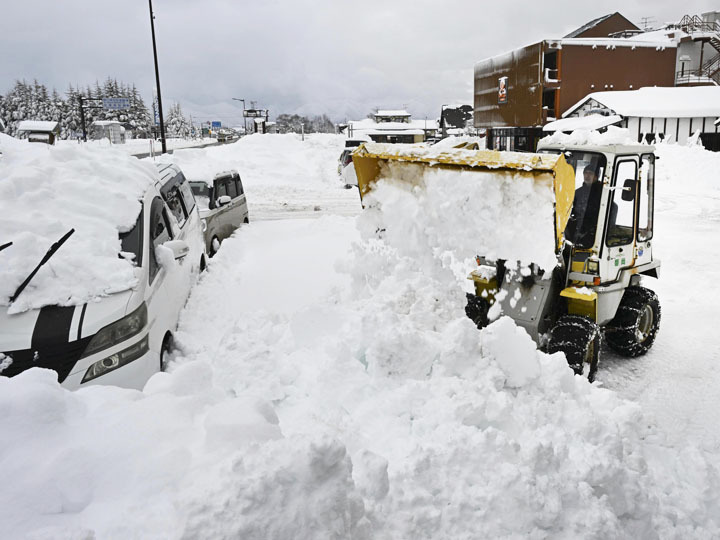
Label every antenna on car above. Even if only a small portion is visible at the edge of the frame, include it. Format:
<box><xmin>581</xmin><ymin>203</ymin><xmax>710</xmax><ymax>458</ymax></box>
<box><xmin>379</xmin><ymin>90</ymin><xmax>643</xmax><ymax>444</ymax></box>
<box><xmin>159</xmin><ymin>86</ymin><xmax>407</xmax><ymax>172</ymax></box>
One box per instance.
<box><xmin>9</xmin><ymin>229</ymin><xmax>75</xmax><ymax>304</ymax></box>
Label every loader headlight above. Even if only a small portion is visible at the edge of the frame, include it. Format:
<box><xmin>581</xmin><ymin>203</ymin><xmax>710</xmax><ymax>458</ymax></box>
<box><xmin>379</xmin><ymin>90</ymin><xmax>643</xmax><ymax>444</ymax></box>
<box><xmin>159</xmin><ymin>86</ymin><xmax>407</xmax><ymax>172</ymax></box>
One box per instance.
<box><xmin>80</xmin><ymin>302</ymin><xmax>147</xmax><ymax>358</ymax></box>
<box><xmin>81</xmin><ymin>334</ymin><xmax>149</xmax><ymax>383</ymax></box>
<box><xmin>587</xmin><ymin>259</ymin><xmax>599</xmax><ymax>274</ymax></box>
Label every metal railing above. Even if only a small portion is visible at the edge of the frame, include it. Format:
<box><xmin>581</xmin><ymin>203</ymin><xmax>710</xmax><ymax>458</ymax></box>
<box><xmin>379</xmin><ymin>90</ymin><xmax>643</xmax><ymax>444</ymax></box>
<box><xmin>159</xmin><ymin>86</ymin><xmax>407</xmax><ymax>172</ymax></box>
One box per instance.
<box><xmin>674</xmin><ymin>14</ymin><xmax>720</xmax><ymax>33</ymax></box>
<box><xmin>675</xmin><ymin>69</ymin><xmax>720</xmax><ymax>85</ymax></box>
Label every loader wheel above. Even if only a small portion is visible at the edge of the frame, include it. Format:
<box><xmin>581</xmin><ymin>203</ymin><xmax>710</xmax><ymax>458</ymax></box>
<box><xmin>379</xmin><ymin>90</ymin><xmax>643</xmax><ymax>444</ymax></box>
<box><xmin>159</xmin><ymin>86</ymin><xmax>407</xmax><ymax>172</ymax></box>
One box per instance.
<box><xmin>547</xmin><ymin>315</ymin><xmax>601</xmax><ymax>382</ymax></box>
<box><xmin>465</xmin><ymin>293</ymin><xmax>490</xmax><ymax>329</ymax></box>
<box><xmin>605</xmin><ymin>286</ymin><xmax>660</xmax><ymax>357</ymax></box>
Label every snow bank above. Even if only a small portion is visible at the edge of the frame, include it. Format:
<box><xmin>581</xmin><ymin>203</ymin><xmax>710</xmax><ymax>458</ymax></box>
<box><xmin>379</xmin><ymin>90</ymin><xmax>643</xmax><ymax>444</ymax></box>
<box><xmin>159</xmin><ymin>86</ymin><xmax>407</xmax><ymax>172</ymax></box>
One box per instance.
<box><xmin>0</xmin><ymin>144</ymin><xmax>157</xmax><ymax>313</ymax></box>
<box><xmin>3</xmin><ymin>136</ymin><xmax>720</xmax><ymax>539</ymax></box>
<box><xmin>539</xmin><ymin>125</ymin><xmax>642</xmax><ymax>147</ymax></box>
<box><xmin>0</xmin><ymin>366</ymin><xmax>366</xmax><ymax>540</ymax></box>
<box><xmin>160</xmin><ymin>133</ymin><xmax>344</xmax><ymax>188</ymax></box>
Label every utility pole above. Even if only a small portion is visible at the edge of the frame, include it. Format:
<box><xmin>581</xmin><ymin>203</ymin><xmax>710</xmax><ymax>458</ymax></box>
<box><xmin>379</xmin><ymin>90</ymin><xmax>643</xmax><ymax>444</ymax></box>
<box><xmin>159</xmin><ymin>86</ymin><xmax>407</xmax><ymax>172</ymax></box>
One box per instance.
<box><xmin>232</xmin><ymin>97</ymin><xmax>246</xmax><ymax>134</ymax></box>
<box><xmin>148</xmin><ymin>0</ymin><xmax>167</xmax><ymax>154</ymax></box>
<box><xmin>78</xmin><ymin>95</ymin><xmax>87</xmax><ymax>142</ymax></box>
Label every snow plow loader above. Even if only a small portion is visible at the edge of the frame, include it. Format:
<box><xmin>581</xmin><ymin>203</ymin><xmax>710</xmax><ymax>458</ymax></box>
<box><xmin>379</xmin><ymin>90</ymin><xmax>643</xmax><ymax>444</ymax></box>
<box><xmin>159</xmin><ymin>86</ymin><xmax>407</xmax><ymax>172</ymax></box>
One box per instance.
<box><xmin>352</xmin><ymin>141</ymin><xmax>660</xmax><ymax>381</ymax></box>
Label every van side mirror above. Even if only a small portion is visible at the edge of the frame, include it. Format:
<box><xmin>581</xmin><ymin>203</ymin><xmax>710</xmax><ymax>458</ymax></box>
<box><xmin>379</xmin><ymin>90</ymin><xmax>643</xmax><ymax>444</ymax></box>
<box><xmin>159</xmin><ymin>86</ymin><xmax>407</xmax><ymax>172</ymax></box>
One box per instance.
<box><xmin>217</xmin><ymin>195</ymin><xmax>231</xmax><ymax>207</ymax></box>
<box><xmin>163</xmin><ymin>239</ymin><xmax>190</xmax><ymax>259</ymax></box>
<box><xmin>621</xmin><ymin>179</ymin><xmax>636</xmax><ymax>201</ymax></box>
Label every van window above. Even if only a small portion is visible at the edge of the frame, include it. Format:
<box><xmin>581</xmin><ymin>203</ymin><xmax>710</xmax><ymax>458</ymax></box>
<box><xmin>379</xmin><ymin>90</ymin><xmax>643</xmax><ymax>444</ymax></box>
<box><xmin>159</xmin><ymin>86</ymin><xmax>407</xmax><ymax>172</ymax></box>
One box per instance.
<box><xmin>164</xmin><ymin>185</ymin><xmax>187</xmax><ymax>227</ymax></box>
<box><xmin>215</xmin><ymin>179</ymin><xmax>229</xmax><ymax>199</ymax></box>
<box><xmin>178</xmin><ymin>177</ymin><xmax>196</xmax><ymax>214</ymax></box>
<box><xmin>236</xmin><ymin>175</ymin><xmax>245</xmax><ymax>195</ymax></box>
<box><xmin>119</xmin><ymin>206</ymin><xmax>144</xmax><ymax>266</ymax></box>
<box><xmin>227</xmin><ymin>178</ymin><xmax>238</xmax><ymax>198</ymax></box>
<box><xmin>149</xmin><ymin>197</ymin><xmax>173</xmax><ymax>283</ymax></box>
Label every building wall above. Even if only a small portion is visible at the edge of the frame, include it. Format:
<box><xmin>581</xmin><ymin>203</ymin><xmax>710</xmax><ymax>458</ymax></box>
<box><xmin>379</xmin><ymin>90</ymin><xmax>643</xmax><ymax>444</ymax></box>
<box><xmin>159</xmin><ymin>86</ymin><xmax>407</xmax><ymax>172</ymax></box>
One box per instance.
<box><xmin>473</xmin><ymin>42</ymin><xmax>544</xmax><ymax>129</ymax></box>
<box><xmin>625</xmin><ymin>116</ymin><xmax>720</xmax><ymax>144</ymax></box>
<box><xmin>557</xmin><ymin>45</ymin><xmax>676</xmax><ymax>115</ymax></box>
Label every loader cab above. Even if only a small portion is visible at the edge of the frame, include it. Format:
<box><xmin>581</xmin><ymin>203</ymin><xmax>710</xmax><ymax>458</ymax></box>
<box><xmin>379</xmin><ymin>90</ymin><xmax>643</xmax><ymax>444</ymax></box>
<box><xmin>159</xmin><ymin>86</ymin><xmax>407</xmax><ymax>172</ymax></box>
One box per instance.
<box><xmin>537</xmin><ymin>143</ymin><xmax>656</xmax><ymax>288</ymax></box>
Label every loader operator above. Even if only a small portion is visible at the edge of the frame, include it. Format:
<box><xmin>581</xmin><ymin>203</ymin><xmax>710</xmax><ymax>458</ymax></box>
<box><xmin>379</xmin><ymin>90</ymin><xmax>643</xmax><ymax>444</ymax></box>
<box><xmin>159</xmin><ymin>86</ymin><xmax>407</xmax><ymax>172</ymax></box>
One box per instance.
<box><xmin>567</xmin><ymin>164</ymin><xmax>604</xmax><ymax>247</ymax></box>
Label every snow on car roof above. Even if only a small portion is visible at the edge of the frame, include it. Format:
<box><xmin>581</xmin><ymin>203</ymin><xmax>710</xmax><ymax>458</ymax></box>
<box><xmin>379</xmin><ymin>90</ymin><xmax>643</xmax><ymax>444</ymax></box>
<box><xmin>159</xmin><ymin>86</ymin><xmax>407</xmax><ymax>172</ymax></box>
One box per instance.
<box><xmin>0</xmin><ymin>143</ymin><xmax>158</xmax><ymax>313</ymax></box>
<box><xmin>563</xmin><ymin>86</ymin><xmax>720</xmax><ymax>119</ymax></box>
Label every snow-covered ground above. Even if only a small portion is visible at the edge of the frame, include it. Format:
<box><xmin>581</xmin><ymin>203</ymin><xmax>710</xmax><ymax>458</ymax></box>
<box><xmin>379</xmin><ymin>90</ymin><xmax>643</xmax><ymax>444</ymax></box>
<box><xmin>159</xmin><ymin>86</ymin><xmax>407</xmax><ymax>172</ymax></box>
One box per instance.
<box><xmin>2</xmin><ymin>133</ymin><xmax>720</xmax><ymax>539</ymax></box>
<box><xmin>56</xmin><ymin>136</ymin><xmax>217</xmax><ymax>156</ymax></box>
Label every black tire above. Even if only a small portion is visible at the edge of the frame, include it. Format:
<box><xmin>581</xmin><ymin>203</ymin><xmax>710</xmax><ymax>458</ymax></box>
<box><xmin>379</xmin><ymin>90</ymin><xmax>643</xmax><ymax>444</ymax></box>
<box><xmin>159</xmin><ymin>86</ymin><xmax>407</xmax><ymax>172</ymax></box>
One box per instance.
<box><xmin>209</xmin><ymin>236</ymin><xmax>220</xmax><ymax>257</ymax></box>
<box><xmin>160</xmin><ymin>334</ymin><xmax>173</xmax><ymax>372</ymax></box>
<box><xmin>465</xmin><ymin>293</ymin><xmax>490</xmax><ymax>329</ymax></box>
<box><xmin>605</xmin><ymin>286</ymin><xmax>660</xmax><ymax>357</ymax></box>
<box><xmin>547</xmin><ymin>315</ymin><xmax>601</xmax><ymax>382</ymax></box>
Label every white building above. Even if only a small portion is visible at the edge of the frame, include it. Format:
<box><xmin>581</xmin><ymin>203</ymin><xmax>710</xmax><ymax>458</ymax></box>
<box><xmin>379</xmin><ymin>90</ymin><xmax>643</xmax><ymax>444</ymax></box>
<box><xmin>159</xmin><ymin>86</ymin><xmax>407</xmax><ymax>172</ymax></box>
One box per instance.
<box><xmin>346</xmin><ymin>109</ymin><xmax>438</xmax><ymax>144</ymax></box>
<box><xmin>90</xmin><ymin>120</ymin><xmax>126</xmax><ymax>144</ymax></box>
<box><xmin>16</xmin><ymin>120</ymin><xmax>61</xmax><ymax>145</ymax></box>
<box><xmin>553</xmin><ymin>86</ymin><xmax>720</xmax><ymax>151</ymax></box>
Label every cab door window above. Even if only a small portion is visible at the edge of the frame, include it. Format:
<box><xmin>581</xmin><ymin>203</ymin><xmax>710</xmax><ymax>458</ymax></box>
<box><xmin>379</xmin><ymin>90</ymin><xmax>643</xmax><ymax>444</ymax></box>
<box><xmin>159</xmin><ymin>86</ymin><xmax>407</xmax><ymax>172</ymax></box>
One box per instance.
<box><xmin>638</xmin><ymin>154</ymin><xmax>654</xmax><ymax>241</ymax></box>
<box><xmin>606</xmin><ymin>160</ymin><xmax>637</xmax><ymax>247</ymax></box>
<box><xmin>236</xmin><ymin>174</ymin><xmax>245</xmax><ymax>196</ymax></box>
<box><xmin>149</xmin><ymin>196</ymin><xmax>173</xmax><ymax>283</ymax></box>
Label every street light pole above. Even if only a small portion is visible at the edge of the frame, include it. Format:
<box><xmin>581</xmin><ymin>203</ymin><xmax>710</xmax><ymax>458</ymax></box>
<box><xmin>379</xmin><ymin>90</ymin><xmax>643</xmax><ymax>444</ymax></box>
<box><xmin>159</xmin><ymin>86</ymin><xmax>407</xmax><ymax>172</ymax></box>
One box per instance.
<box><xmin>232</xmin><ymin>98</ymin><xmax>246</xmax><ymax>134</ymax></box>
<box><xmin>148</xmin><ymin>0</ymin><xmax>167</xmax><ymax>154</ymax></box>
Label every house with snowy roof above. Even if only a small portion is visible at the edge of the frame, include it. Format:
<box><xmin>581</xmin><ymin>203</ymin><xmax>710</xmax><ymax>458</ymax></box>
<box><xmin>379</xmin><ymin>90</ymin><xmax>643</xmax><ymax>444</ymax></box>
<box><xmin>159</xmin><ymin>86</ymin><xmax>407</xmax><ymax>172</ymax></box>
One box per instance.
<box><xmin>16</xmin><ymin>120</ymin><xmax>61</xmax><ymax>145</ymax></box>
<box><xmin>346</xmin><ymin>109</ymin><xmax>438</xmax><ymax>143</ymax></box>
<box><xmin>546</xmin><ymin>86</ymin><xmax>720</xmax><ymax>151</ymax></box>
<box><xmin>90</xmin><ymin>120</ymin><xmax>126</xmax><ymax>144</ymax></box>
<box><xmin>473</xmin><ymin>11</ymin><xmax>720</xmax><ymax>152</ymax></box>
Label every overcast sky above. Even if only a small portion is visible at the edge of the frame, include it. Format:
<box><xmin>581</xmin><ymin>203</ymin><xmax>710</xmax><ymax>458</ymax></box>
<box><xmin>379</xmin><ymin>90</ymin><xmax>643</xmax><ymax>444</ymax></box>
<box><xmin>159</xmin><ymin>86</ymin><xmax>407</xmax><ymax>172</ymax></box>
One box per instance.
<box><xmin>2</xmin><ymin>0</ymin><xmax>718</xmax><ymax>126</ymax></box>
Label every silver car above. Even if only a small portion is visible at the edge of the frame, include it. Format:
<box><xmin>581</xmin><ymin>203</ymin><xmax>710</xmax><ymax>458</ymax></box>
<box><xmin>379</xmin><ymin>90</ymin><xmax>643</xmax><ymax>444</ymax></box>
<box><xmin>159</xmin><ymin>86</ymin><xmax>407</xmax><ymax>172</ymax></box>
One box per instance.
<box><xmin>189</xmin><ymin>170</ymin><xmax>249</xmax><ymax>256</ymax></box>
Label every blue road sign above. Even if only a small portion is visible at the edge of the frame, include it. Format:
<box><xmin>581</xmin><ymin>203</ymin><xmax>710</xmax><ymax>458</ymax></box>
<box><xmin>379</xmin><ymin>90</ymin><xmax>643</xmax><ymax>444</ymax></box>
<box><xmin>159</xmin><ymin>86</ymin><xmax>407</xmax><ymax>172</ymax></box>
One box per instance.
<box><xmin>211</xmin><ymin>121</ymin><xmax>222</xmax><ymax>129</ymax></box>
<box><xmin>103</xmin><ymin>98</ymin><xmax>131</xmax><ymax>110</ymax></box>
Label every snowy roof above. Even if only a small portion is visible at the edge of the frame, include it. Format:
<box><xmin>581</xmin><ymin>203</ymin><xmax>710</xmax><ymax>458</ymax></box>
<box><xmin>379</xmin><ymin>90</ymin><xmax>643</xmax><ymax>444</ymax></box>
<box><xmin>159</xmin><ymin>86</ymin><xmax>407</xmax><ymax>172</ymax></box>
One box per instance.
<box><xmin>16</xmin><ymin>120</ymin><xmax>59</xmax><ymax>133</ymax></box>
<box><xmin>365</xmin><ymin>129</ymin><xmax>425</xmax><ymax>136</ymax></box>
<box><xmin>91</xmin><ymin>120</ymin><xmax>122</xmax><ymax>126</ymax></box>
<box><xmin>563</xmin><ymin>86</ymin><xmax>720</xmax><ymax>119</ymax></box>
<box><xmin>564</xmin><ymin>13</ymin><xmax>615</xmax><ymax>38</ymax></box>
<box><xmin>560</xmin><ymin>37</ymin><xmax>675</xmax><ymax>49</ymax></box>
<box><xmin>349</xmin><ymin>118</ymin><xmax>438</xmax><ymax>131</ymax></box>
<box><xmin>375</xmin><ymin>109</ymin><xmax>411</xmax><ymax>117</ymax></box>
<box><xmin>543</xmin><ymin>114</ymin><xmax>623</xmax><ymax>132</ymax></box>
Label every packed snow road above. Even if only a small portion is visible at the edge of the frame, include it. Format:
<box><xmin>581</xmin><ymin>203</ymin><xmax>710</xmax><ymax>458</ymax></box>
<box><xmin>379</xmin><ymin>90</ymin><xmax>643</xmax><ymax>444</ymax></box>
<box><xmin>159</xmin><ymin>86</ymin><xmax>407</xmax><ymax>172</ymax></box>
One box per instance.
<box><xmin>3</xmin><ymin>134</ymin><xmax>720</xmax><ymax>539</ymax></box>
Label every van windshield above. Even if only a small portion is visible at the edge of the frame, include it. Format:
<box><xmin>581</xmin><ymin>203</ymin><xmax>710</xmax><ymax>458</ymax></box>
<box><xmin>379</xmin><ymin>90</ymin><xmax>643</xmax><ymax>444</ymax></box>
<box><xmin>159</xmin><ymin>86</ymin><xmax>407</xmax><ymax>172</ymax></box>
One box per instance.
<box><xmin>189</xmin><ymin>181</ymin><xmax>211</xmax><ymax>210</ymax></box>
<box><xmin>119</xmin><ymin>206</ymin><xmax>144</xmax><ymax>266</ymax></box>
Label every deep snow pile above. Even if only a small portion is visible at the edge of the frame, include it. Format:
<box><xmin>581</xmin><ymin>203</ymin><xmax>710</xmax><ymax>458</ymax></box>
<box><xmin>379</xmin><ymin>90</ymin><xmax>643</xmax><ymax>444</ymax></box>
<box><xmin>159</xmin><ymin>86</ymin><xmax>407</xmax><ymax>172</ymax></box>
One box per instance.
<box><xmin>3</xmin><ymin>134</ymin><xmax>720</xmax><ymax>538</ymax></box>
<box><xmin>0</xmin><ymin>142</ymin><xmax>156</xmax><ymax>313</ymax></box>
<box><xmin>160</xmin><ymin>133</ymin><xmax>344</xmax><ymax>188</ymax></box>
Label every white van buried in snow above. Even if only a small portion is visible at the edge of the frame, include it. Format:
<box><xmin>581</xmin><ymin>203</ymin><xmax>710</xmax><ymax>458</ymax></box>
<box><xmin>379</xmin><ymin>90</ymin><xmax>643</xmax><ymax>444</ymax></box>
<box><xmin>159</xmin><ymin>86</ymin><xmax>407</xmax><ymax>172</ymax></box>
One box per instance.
<box><xmin>0</xmin><ymin>145</ymin><xmax>206</xmax><ymax>390</ymax></box>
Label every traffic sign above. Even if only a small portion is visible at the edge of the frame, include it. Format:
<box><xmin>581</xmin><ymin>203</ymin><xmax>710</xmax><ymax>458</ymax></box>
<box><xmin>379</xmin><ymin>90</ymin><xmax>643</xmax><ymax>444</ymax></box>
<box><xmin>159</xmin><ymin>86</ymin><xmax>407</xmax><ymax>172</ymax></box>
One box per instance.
<box><xmin>243</xmin><ymin>109</ymin><xmax>268</xmax><ymax>118</ymax></box>
<box><xmin>211</xmin><ymin>121</ymin><xmax>222</xmax><ymax>129</ymax></box>
<box><xmin>103</xmin><ymin>98</ymin><xmax>131</xmax><ymax>110</ymax></box>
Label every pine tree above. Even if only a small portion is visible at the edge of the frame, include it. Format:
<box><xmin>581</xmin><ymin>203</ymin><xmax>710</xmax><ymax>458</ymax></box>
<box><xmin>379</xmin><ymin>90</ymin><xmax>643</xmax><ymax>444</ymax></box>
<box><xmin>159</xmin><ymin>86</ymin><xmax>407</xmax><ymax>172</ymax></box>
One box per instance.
<box><xmin>165</xmin><ymin>103</ymin><xmax>191</xmax><ymax>138</ymax></box>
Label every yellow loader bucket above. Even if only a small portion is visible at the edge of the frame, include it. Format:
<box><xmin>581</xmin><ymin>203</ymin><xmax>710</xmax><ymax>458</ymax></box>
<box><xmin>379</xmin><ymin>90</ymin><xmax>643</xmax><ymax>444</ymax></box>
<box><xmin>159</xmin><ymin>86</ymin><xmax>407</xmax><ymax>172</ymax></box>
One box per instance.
<box><xmin>352</xmin><ymin>142</ymin><xmax>576</xmax><ymax>252</ymax></box>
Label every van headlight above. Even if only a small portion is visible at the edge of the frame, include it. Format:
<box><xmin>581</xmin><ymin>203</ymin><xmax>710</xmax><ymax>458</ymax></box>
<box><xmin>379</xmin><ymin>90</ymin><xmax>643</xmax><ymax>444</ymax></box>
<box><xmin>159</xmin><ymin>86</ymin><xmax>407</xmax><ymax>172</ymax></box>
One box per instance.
<box><xmin>81</xmin><ymin>302</ymin><xmax>147</xmax><ymax>358</ymax></box>
<box><xmin>82</xmin><ymin>334</ymin><xmax>149</xmax><ymax>383</ymax></box>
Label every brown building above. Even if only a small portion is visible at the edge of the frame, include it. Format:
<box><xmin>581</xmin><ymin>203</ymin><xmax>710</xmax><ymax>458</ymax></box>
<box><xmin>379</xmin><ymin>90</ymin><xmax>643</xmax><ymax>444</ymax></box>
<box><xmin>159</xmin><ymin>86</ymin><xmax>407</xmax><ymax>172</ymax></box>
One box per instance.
<box><xmin>474</xmin><ymin>13</ymin><xmax>678</xmax><ymax>151</ymax></box>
